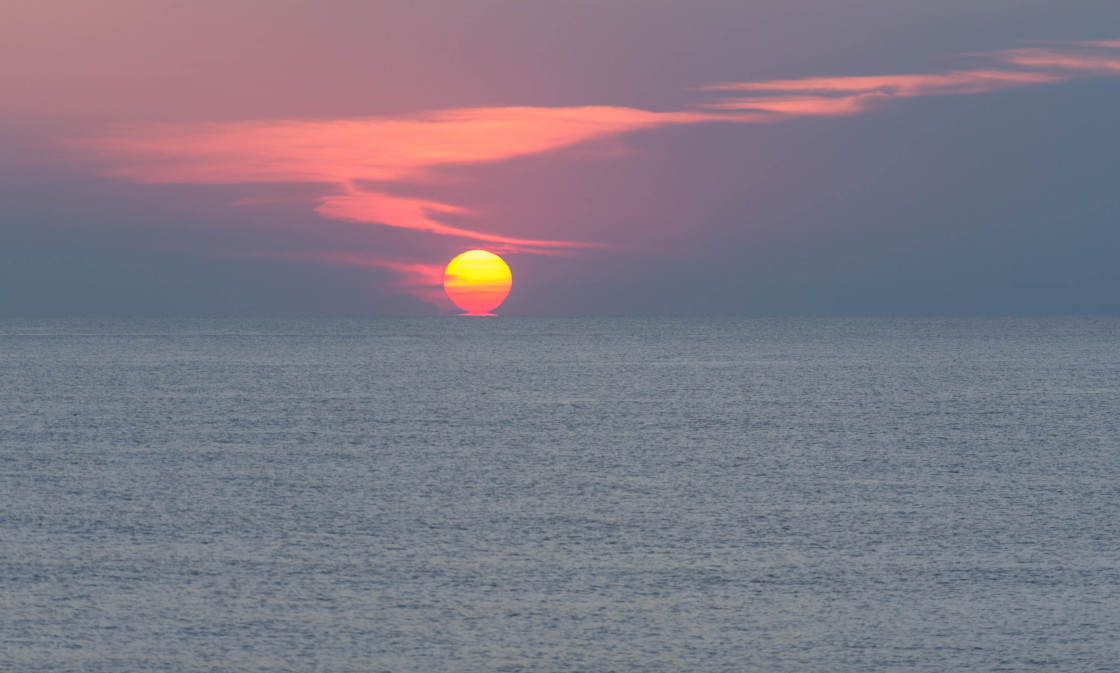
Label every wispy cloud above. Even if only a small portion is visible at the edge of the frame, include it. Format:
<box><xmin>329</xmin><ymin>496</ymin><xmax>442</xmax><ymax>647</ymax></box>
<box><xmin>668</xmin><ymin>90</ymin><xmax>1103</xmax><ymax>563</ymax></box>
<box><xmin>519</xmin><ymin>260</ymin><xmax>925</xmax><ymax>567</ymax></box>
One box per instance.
<box><xmin>700</xmin><ymin>41</ymin><xmax>1120</xmax><ymax>118</ymax></box>
<box><xmin>995</xmin><ymin>47</ymin><xmax>1120</xmax><ymax>73</ymax></box>
<box><xmin>81</xmin><ymin>106</ymin><xmax>713</xmax><ymax>255</ymax></box>
<box><xmin>313</xmin><ymin>187</ymin><xmax>609</xmax><ymax>252</ymax></box>
<box><xmin>74</xmin><ymin>39</ymin><xmax>1120</xmax><ymax>302</ymax></box>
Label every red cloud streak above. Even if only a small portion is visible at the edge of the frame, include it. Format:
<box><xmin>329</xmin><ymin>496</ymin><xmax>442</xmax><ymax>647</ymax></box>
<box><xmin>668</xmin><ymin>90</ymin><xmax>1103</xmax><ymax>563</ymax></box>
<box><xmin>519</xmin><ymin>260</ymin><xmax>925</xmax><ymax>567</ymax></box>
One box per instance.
<box><xmin>700</xmin><ymin>44</ymin><xmax>1120</xmax><ymax>118</ymax></box>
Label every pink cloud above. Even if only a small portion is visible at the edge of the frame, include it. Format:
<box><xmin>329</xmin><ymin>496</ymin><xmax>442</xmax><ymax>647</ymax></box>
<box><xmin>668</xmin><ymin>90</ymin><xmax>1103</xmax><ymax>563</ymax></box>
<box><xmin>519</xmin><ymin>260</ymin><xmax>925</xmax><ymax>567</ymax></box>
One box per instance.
<box><xmin>700</xmin><ymin>40</ymin><xmax>1120</xmax><ymax>120</ymax></box>
<box><xmin>994</xmin><ymin>48</ymin><xmax>1120</xmax><ymax>73</ymax></box>
<box><xmin>79</xmin><ymin>106</ymin><xmax>712</xmax><ymax>255</ymax></box>
<box><xmin>313</xmin><ymin>188</ymin><xmax>612</xmax><ymax>253</ymax></box>
<box><xmin>703</xmin><ymin>69</ymin><xmax>1062</xmax><ymax>96</ymax></box>
<box><xmin>704</xmin><ymin>92</ymin><xmax>889</xmax><ymax>117</ymax></box>
<box><xmin>701</xmin><ymin>69</ymin><xmax>1063</xmax><ymax>118</ymax></box>
<box><xmin>84</xmin><ymin>107</ymin><xmax>713</xmax><ymax>187</ymax></box>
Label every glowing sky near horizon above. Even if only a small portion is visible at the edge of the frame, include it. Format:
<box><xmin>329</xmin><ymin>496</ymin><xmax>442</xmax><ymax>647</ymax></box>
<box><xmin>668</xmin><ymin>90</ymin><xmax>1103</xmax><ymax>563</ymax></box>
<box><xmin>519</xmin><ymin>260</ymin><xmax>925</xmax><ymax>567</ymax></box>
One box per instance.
<box><xmin>3</xmin><ymin>1</ymin><xmax>1120</xmax><ymax>315</ymax></box>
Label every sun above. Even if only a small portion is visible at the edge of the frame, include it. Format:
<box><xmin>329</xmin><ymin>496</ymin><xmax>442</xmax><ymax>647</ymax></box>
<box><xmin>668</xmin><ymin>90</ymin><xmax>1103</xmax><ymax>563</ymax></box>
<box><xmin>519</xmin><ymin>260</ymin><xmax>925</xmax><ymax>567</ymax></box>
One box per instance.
<box><xmin>443</xmin><ymin>250</ymin><xmax>512</xmax><ymax>316</ymax></box>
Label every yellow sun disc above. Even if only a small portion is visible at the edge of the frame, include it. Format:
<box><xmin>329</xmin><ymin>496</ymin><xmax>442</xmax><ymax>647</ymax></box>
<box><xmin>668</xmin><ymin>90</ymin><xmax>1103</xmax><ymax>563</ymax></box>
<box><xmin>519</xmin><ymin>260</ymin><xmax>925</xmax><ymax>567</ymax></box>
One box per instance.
<box><xmin>443</xmin><ymin>250</ymin><xmax>512</xmax><ymax>316</ymax></box>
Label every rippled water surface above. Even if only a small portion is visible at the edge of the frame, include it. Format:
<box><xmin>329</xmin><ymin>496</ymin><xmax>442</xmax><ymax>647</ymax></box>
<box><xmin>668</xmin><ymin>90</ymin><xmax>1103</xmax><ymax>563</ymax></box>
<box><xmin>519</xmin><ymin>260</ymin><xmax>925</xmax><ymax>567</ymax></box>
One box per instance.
<box><xmin>2</xmin><ymin>317</ymin><xmax>1119</xmax><ymax>672</ymax></box>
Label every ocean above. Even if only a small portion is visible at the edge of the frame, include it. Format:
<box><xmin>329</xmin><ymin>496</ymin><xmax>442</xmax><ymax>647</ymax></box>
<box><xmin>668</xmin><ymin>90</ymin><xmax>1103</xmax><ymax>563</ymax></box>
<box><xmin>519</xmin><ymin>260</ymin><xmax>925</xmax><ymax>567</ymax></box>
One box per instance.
<box><xmin>2</xmin><ymin>317</ymin><xmax>1118</xmax><ymax>672</ymax></box>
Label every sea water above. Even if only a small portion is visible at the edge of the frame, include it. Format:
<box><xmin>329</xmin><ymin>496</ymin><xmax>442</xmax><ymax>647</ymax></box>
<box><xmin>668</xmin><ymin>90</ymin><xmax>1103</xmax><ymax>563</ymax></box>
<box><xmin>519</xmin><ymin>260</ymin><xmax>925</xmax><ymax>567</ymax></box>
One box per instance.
<box><xmin>1</xmin><ymin>317</ymin><xmax>1118</xmax><ymax>672</ymax></box>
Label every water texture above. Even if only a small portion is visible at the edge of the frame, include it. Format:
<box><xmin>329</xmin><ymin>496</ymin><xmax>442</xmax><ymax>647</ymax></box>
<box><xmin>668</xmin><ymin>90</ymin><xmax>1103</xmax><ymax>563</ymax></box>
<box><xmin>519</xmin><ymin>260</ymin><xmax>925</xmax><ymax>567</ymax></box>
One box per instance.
<box><xmin>1</xmin><ymin>317</ymin><xmax>1118</xmax><ymax>672</ymax></box>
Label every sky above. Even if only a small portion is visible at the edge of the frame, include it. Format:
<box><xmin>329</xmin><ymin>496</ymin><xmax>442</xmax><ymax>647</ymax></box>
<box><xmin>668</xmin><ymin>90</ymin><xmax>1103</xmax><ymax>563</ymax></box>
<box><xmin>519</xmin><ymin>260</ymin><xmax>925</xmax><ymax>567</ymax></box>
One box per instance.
<box><xmin>2</xmin><ymin>0</ymin><xmax>1119</xmax><ymax>316</ymax></box>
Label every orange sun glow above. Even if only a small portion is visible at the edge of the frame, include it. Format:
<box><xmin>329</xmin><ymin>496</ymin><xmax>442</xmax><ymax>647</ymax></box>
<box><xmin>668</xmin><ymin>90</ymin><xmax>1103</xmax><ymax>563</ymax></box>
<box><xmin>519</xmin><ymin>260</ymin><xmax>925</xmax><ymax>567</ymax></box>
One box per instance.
<box><xmin>443</xmin><ymin>250</ymin><xmax>513</xmax><ymax>316</ymax></box>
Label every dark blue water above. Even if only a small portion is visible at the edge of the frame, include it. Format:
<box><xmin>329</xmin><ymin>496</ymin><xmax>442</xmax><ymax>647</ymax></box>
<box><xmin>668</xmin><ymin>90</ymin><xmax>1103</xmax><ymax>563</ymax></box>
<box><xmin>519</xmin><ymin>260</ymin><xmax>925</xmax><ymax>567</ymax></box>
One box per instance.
<box><xmin>2</xmin><ymin>317</ymin><xmax>1118</xmax><ymax>672</ymax></box>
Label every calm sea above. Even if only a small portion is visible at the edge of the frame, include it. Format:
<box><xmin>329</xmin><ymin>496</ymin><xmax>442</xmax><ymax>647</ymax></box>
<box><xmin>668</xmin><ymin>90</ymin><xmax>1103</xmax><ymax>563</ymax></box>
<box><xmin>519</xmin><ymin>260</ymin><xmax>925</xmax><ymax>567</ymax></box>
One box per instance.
<box><xmin>2</xmin><ymin>317</ymin><xmax>1118</xmax><ymax>672</ymax></box>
